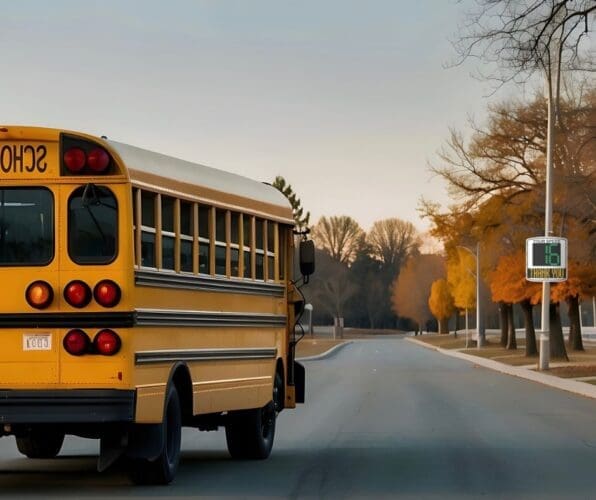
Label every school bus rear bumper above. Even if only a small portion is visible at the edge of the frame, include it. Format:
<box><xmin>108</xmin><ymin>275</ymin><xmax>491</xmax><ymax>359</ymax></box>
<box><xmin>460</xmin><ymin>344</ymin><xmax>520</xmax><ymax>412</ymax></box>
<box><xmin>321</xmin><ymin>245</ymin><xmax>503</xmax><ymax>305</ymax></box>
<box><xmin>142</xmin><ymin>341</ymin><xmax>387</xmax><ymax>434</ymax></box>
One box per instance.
<box><xmin>0</xmin><ymin>389</ymin><xmax>135</xmax><ymax>424</ymax></box>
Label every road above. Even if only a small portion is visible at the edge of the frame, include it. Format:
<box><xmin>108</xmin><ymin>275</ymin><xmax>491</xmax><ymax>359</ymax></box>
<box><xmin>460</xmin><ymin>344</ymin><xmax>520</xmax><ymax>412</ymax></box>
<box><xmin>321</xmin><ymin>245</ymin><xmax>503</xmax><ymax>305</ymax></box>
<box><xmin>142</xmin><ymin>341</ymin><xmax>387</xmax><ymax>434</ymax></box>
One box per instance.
<box><xmin>2</xmin><ymin>338</ymin><xmax>596</xmax><ymax>498</ymax></box>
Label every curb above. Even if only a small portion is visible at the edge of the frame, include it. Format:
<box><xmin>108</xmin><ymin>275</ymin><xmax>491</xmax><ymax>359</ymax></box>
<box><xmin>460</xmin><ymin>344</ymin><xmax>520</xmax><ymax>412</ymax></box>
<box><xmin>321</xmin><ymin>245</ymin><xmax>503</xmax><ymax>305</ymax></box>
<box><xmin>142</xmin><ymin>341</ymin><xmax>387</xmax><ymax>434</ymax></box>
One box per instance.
<box><xmin>405</xmin><ymin>337</ymin><xmax>596</xmax><ymax>400</ymax></box>
<box><xmin>297</xmin><ymin>341</ymin><xmax>353</xmax><ymax>361</ymax></box>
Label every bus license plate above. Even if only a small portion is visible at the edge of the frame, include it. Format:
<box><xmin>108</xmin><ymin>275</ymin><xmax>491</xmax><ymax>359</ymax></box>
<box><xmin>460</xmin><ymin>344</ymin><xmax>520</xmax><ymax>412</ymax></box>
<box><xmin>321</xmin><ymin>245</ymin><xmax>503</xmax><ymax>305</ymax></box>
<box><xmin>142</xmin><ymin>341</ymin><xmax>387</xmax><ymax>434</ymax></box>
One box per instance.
<box><xmin>23</xmin><ymin>333</ymin><xmax>52</xmax><ymax>351</ymax></box>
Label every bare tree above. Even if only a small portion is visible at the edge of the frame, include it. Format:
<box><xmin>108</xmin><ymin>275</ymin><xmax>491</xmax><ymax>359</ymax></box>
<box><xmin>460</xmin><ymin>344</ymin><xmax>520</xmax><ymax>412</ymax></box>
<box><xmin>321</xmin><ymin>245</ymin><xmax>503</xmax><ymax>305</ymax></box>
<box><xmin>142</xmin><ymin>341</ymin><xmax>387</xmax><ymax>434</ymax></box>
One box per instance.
<box><xmin>367</xmin><ymin>218</ymin><xmax>420</xmax><ymax>277</ymax></box>
<box><xmin>312</xmin><ymin>215</ymin><xmax>365</xmax><ymax>265</ymax></box>
<box><xmin>310</xmin><ymin>250</ymin><xmax>357</xmax><ymax>325</ymax></box>
<box><xmin>429</xmin><ymin>91</ymin><xmax>594</xmax><ymax>209</ymax></box>
<box><xmin>453</xmin><ymin>0</ymin><xmax>595</xmax><ymax>92</ymax></box>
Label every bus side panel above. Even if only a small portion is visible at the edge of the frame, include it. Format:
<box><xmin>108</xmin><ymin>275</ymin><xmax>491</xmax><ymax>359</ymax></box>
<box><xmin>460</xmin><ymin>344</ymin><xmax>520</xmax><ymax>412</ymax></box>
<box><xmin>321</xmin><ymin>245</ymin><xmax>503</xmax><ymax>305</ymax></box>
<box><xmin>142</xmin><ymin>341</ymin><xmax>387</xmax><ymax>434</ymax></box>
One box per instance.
<box><xmin>131</xmin><ymin>324</ymin><xmax>284</xmax><ymax>421</ymax></box>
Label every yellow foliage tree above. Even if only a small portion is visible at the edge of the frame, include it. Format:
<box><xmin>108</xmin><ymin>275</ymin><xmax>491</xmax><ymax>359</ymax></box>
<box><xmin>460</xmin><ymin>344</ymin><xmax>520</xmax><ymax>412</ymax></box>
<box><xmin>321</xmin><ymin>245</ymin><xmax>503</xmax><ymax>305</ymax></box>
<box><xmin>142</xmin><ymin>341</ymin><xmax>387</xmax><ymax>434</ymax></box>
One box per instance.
<box><xmin>428</xmin><ymin>279</ymin><xmax>455</xmax><ymax>335</ymax></box>
<box><xmin>447</xmin><ymin>248</ymin><xmax>476</xmax><ymax>311</ymax></box>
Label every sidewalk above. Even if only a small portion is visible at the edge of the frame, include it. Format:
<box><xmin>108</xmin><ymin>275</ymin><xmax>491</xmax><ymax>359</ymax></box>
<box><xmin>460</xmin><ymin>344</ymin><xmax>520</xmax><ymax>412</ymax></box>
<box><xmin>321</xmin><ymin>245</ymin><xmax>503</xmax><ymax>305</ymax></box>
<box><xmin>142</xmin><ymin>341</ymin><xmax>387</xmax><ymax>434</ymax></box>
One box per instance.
<box><xmin>406</xmin><ymin>335</ymin><xmax>596</xmax><ymax>400</ymax></box>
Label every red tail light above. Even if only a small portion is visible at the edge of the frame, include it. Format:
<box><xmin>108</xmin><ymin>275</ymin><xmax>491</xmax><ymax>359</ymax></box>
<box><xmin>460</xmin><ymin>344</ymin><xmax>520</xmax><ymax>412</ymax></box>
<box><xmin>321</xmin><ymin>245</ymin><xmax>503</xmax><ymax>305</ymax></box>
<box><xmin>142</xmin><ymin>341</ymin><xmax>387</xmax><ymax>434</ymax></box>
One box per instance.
<box><xmin>93</xmin><ymin>329</ymin><xmax>121</xmax><ymax>355</ymax></box>
<box><xmin>93</xmin><ymin>280</ymin><xmax>121</xmax><ymax>308</ymax></box>
<box><xmin>25</xmin><ymin>281</ymin><xmax>54</xmax><ymax>309</ymax></box>
<box><xmin>87</xmin><ymin>148</ymin><xmax>110</xmax><ymax>173</ymax></box>
<box><xmin>63</xmin><ymin>329</ymin><xmax>90</xmax><ymax>356</ymax></box>
<box><xmin>63</xmin><ymin>148</ymin><xmax>86</xmax><ymax>173</ymax></box>
<box><xmin>64</xmin><ymin>280</ymin><xmax>91</xmax><ymax>308</ymax></box>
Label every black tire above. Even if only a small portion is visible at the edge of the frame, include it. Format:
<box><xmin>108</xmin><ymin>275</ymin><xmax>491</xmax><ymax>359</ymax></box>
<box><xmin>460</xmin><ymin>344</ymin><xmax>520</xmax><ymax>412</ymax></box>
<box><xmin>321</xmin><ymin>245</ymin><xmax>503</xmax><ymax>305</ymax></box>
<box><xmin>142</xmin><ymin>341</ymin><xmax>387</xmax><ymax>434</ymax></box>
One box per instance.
<box><xmin>225</xmin><ymin>372</ymin><xmax>281</xmax><ymax>460</ymax></box>
<box><xmin>16</xmin><ymin>427</ymin><xmax>65</xmax><ymax>459</ymax></box>
<box><xmin>128</xmin><ymin>385</ymin><xmax>182</xmax><ymax>485</ymax></box>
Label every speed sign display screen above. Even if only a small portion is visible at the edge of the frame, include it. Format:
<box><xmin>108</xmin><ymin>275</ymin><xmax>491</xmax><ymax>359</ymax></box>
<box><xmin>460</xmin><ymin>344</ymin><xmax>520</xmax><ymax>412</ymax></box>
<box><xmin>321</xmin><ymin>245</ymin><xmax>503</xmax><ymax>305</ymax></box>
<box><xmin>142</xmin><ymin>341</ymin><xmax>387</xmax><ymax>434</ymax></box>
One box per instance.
<box><xmin>526</xmin><ymin>237</ymin><xmax>567</xmax><ymax>282</ymax></box>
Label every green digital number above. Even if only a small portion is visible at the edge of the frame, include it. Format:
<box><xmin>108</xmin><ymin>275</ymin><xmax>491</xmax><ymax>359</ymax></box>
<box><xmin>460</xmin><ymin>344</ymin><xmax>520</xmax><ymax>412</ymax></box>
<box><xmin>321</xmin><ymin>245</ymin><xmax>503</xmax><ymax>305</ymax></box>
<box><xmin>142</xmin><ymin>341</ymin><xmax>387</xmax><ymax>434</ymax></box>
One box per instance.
<box><xmin>545</xmin><ymin>243</ymin><xmax>560</xmax><ymax>266</ymax></box>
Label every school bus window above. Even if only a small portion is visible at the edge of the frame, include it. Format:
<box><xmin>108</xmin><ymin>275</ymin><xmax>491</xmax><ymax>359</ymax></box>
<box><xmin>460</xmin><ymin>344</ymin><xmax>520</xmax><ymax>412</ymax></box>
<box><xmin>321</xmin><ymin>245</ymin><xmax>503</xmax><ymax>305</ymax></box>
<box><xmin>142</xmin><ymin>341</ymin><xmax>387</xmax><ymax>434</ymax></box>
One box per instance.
<box><xmin>230</xmin><ymin>212</ymin><xmax>240</xmax><ymax>277</ymax></box>
<box><xmin>161</xmin><ymin>195</ymin><xmax>175</xmax><ymax>270</ymax></box>
<box><xmin>141</xmin><ymin>191</ymin><xmax>155</xmax><ymax>227</ymax></box>
<box><xmin>0</xmin><ymin>187</ymin><xmax>53</xmax><ymax>266</ymax></box>
<box><xmin>255</xmin><ymin>217</ymin><xmax>264</xmax><ymax>280</ymax></box>
<box><xmin>278</xmin><ymin>226</ymin><xmax>286</xmax><ymax>280</ymax></box>
<box><xmin>267</xmin><ymin>221</ymin><xmax>275</xmax><ymax>281</ymax></box>
<box><xmin>180</xmin><ymin>200</ymin><xmax>193</xmax><ymax>273</ymax></box>
<box><xmin>215</xmin><ymin>208</ymin><xmax>226</xmax><ymax>275</ymax></box>
<box><xmin>68</xmin><ymin>185</ymin><xmax>117</xmax><ymax>264</ymax></box>
<box><xmin>132</xmin><ymin>189</ymin><xmax>138</xmax><ymax>265</ymax></box>
<box><xmin>243</xmin><ymin>214</ymin><xmax>252</xmax><ymax>278</ymax></box>
<box><xmin>141</xmin><ymin>191</ymin><xmax>156</xmax><ymax>268</ymax></box>
<box><xmin>198</xmin><ymin>204</ymin><xmax>210</xmax><ymax>274</ymax></box>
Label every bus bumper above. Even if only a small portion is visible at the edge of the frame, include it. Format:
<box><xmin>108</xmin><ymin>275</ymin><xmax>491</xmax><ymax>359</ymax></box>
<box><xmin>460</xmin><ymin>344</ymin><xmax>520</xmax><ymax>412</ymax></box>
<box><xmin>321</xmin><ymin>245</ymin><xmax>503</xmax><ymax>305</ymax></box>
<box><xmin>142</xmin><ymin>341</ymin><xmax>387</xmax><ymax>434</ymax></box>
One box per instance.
<box><xmin>0</xmin><ymin>389</ymin><xmax>135</xmax><ymax>425</ymax></box>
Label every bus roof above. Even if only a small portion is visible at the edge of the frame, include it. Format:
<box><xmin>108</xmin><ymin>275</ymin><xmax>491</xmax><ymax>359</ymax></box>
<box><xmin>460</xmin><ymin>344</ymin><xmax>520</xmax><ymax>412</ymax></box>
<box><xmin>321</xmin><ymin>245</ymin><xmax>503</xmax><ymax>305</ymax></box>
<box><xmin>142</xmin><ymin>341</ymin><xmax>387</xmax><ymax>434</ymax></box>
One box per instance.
<box><xmin>107</xmin><ymin>140</ymin><xmax>295</xmax><ymax>225</ymax></box>
<box><xmin>110</xmin><ymin>140</ymin><xmax>284</xmax><ymax>203</ymax></box>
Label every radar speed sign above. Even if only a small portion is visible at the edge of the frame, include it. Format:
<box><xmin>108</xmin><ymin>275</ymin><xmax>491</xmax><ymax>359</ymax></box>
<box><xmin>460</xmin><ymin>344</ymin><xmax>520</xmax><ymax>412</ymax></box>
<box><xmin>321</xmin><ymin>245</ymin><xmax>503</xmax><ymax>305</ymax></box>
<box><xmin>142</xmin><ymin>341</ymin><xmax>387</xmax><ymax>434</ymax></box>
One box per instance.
<box><xmin>526</xmin><ymin>237</ymin><xmax>567</xmax><ymax>282</ymax></box>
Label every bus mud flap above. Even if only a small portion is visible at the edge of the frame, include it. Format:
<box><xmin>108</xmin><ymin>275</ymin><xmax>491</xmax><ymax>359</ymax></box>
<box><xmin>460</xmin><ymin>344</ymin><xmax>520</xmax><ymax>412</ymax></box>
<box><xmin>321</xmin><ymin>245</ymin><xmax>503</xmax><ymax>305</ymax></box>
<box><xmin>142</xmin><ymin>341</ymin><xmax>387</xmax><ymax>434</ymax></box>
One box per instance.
<box><xmin>124</xmin><ymin>423</ymin><xmax>164</xmax><ymax>461</ymax></box>
<box><xmin>293</xmin><ymin>361</ymin><xmax>305</xmax><ymax>403</ymax></box>
<box><xmin>98</xmin><ymin>431</ymin><xmax>127</xmax><ymax>472</ymax></box>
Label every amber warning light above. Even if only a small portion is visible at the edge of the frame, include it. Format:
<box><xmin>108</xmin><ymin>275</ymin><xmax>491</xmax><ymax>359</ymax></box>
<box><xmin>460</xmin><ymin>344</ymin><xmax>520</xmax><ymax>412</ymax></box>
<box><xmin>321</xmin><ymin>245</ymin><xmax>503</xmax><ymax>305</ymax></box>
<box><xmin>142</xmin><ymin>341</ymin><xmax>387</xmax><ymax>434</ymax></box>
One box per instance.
<box><xmin>26</xmin><ymin>281</ymin><xmax>53</xmax><ymax>309</ymax></box>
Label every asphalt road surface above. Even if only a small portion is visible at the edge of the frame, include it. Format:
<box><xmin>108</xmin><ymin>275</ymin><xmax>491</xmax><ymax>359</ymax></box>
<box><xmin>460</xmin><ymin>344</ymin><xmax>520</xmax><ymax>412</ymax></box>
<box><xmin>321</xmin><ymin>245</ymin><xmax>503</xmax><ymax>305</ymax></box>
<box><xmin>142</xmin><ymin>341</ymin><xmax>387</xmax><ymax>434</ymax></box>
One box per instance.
<box><xmin>2</xmin><ymin>337</ymin><xmax>596</xmax><ymax>499</ymax></box>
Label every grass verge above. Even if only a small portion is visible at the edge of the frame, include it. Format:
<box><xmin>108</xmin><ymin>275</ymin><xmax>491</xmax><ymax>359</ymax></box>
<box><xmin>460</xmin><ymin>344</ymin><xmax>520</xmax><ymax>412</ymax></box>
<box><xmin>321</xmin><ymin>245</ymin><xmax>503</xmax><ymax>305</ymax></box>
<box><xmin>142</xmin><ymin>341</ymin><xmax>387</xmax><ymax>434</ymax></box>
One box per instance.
<box><xmin>414</xmin><ymin>333</ymin><xmax>596</xmax><ymax>380</ymax></box>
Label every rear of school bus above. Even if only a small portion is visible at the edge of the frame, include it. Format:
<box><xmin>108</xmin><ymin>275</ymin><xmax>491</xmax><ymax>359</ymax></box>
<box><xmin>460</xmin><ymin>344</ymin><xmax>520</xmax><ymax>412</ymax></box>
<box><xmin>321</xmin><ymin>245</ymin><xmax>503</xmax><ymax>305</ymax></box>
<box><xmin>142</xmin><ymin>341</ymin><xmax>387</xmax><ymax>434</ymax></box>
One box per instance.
<box><xmin>0</xmin><ymin>126</ymin><xmax>136</xmax><ymax>463</ymax></box>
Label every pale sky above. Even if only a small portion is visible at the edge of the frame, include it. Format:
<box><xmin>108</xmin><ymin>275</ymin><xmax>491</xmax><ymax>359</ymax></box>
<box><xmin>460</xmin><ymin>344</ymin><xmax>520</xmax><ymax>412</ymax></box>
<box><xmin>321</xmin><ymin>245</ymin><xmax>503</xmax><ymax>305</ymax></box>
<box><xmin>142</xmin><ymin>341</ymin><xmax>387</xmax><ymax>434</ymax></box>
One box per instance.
<box><xmin>2</xmin><ymin>0</ymin><xmax>505</xmax><ymax>232</ymax></box>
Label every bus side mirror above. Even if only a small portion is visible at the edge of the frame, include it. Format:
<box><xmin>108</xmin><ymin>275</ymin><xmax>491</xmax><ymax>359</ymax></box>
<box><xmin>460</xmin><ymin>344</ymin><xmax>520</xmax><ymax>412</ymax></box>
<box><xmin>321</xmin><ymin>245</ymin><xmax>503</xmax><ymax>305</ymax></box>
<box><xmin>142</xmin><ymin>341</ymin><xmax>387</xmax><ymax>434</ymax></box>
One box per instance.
<box><xmin>299</xmin><ymin>240</ymin><xmax>315</xmax><ymax>277</ymax></box>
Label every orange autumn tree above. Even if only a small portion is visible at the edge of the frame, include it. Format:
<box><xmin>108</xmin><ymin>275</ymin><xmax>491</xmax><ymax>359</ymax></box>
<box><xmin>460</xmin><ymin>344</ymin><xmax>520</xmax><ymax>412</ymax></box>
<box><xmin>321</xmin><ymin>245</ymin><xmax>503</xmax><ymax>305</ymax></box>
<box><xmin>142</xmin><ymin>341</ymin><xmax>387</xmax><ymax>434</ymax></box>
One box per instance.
<box><xmin>422</xmin><ymin>88</ymin><xmax>595</xmax><ymax>358</ymax></box>
<box><xmin>489</xmin><ymin>251</ymin><xmax>541</xmax><ymax>356</ymax></box>
<box><xmin>428</xmin><ymin>279</ymin><xmax>455</xmax><ymax>335</ymax></box>
<box><xmin>552</xmin><ymin>261</ymin><xmax>596</xmax><ymax>352</ymax></box>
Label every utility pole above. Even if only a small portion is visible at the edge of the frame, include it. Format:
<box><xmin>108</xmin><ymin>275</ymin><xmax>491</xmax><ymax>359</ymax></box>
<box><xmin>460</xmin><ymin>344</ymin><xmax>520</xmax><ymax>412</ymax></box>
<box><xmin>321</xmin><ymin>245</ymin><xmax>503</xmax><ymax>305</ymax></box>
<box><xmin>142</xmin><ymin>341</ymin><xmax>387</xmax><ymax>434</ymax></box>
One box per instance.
<box><xmin>539</xmin><ymin>16</ymin><xmax>562</xmax><ymax>371</ymax></box>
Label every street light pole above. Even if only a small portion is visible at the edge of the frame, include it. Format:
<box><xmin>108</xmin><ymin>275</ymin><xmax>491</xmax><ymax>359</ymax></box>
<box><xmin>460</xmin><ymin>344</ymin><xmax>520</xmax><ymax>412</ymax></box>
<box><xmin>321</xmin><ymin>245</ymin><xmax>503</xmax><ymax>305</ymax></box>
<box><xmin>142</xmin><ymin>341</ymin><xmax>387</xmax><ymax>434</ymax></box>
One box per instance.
<box><xmin>458</xmin><ymin>244</ymin><xmax>484</xmax><ymax>349</ymax></box>
<box><xmin>538</xmin><ymin>14</ymin><xmax>562</xmax><ymax>371</ymax></box>
<box><xmin>475</xmin><ymin>242</ymin><xmax>484</xmax><ymax>348</ymax></box>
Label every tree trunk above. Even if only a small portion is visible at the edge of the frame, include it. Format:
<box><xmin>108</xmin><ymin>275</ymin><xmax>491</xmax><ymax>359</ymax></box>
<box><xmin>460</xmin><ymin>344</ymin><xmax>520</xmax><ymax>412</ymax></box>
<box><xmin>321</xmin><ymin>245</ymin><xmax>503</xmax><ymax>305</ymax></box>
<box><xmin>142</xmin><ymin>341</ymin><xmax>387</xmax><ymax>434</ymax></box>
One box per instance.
<box><xmin>453</xmin><ymin>309</ymin><xmax>459</xmax><ymax>338</ymax></box>
<box><xmin>506</xmin><ymin>303</ymin><xmax>517</xmax><ymax>350</ymax></box>
<box><xmin>520</xmin><ymin>300</ymin><xmax>537</xmax><ymax>357</ymax></box>
<box><xmin>549</xmin><ymin>302</ymin><xmax>568</xmax><ymax>361</ymax></box>
<box><xmin>439</xmin><ymin>318</ymin><xmax>449</xmax><ymax>334</ymax></box>
<box><xmin>499</xmin><ymin>302</ymin><xmax>508</xmax><ymax>347</ymax></box>
<box><xmin>567</xmin><ymin>295</ymin><xmax>583</xmax><ymax>351</ymax></box>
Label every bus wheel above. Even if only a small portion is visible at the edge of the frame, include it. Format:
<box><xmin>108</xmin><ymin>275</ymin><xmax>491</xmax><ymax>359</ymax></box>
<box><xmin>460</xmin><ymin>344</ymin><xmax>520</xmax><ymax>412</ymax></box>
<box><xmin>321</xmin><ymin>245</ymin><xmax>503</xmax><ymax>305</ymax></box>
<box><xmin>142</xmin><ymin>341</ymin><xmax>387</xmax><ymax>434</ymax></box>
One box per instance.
<box><xmin>225</xmin><ymin>373</ymin><xmax>281</xmax><ymax>460</ymax></box>
<box><xmin>16</xmin><ymin>427</ymin><xmax>65</xmax><ymax>459</ymax></box>
<box><xmin>128</xmin><ymin>385</ymin><xmax>182</xmax><ymax>485</ymax></box>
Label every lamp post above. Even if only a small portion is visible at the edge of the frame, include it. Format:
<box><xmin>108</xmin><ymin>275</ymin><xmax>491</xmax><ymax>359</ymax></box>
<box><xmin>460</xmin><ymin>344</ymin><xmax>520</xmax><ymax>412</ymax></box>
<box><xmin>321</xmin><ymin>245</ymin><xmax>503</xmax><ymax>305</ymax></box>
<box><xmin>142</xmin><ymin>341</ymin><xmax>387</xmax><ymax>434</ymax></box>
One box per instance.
<box><xmin>458</xmin><ymin>243</ymin><xmax>485</xmax><ymax>348</ymax></box>
<box><xmin>304</xmin><ymin>303</ymin><xmax>313</xmax><ymax>337</ymax></box>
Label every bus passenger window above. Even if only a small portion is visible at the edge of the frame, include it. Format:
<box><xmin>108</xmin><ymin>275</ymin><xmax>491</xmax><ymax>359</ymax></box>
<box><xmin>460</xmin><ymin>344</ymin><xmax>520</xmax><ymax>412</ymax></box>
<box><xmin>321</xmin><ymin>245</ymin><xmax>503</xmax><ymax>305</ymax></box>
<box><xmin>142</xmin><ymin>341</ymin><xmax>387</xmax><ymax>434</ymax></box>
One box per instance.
<box><xmin>243</xmin><ymin>215</ymin><xmax>252</xmax><ymax>278</ymax></box>
<box><xmin>198</xmin><ymin>205</ymin><xmax>210</xmax><ymax>274</ymax></box>
<box><xmin>68</xmin><ymin>185</ymin><xmax>117</xmax><ymax>264</ymax></box>
<box><xmin>180</xmin><ymin>201</ymin><xmax>193</xmax><ymax>273</ymax></box>
<box><xmin>278</xmin><ymin>227</ymin><xmax>286</xmax><ymax>280</ymax></box>
<box><xmin>230</xmin><ymin>212</ymin><xmax>240</xmax><ymax>276</ymax></box>
<box><xmin>267</xmin><ymin>221</ymin><xmax>275</xmax><ymax>281</ymax></box>
<box><xmin>255</xmin><ymin>218</ymin><xmax>264</xmax><ymax>280</ymax></box>
<box><xmin>256</xmin><ymin>254</ymin><xmax>264</xmax><ymax>280</ymax></box>
<box><xmin>161</xmin><ymin>196</ymin><xmax>175</xmax><ymax>270</ymax></box>
<box><xmin>142</xmin><ymin>232</ymin><xmax>155</xmax><ymax>267</ymax></box>
<box><xmin>215</xmin><ymin>209</ymin><xmax>226</xmax><ymax>275</ymax></box>
<box><xmin>140</xmin><ymin>191</ymin><xmax>157</xmax><ymax>267</ymax></box>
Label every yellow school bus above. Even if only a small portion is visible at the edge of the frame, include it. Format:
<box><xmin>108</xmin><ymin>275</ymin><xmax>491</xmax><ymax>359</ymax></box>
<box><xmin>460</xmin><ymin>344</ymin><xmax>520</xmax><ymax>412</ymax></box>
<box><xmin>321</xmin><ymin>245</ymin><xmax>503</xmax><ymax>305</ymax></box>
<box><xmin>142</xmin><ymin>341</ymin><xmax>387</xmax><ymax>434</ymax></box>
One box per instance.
<box><xmin>0</xmin><ymin>126</ymin><xmax>313</xmax><ymax>484</ymax></box>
